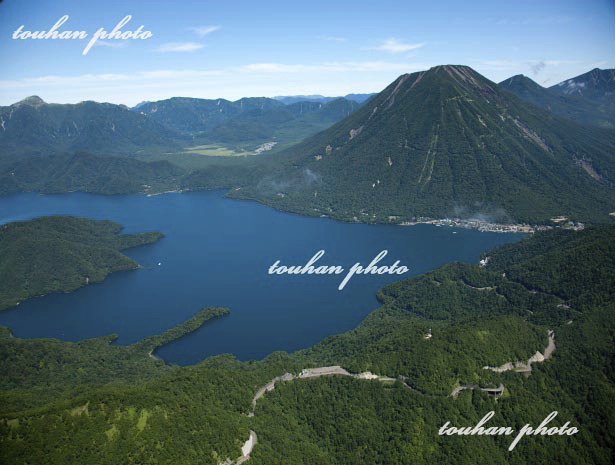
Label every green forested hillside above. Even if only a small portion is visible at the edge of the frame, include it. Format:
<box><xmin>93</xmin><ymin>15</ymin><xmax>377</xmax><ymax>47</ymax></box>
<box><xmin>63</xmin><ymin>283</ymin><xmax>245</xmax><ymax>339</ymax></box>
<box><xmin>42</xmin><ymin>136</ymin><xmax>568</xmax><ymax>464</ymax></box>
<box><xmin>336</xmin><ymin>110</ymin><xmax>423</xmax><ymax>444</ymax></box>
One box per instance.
<box><xmin>1</xmin><ymin>226</ymin><xmax>613</xmax><ymax>464</ymax></box>
<box><xmin>2</xmin><ymin>67</ymin><xmax>615</xmax><ymax>228</ymax></box>
<box><xmin>499</xmin><ymin>73</ymin><xmax>615</xmax><ymax>128</ymax></box>
<box><xmin>135</xmin><ymin>96</ymin><xmax>359</xmax><ymax>147</ymax></box>
<box><xmin>550</xmin><ymin>68</ymin><xmax>615</xmax><ymax>100</ymax></box>
<box><xmin>0</xmin><ymin>216</ymin><xmax>163</xmax><ymax>310</ymax></box>
<box><xmin>230</xmin><ymin>65</ymin><xmax>615</xmax><ymax>224</ymax></box>
<box><xmin>0</xmin><ymin>151</ymin><xmax>186</xmax><ymax>196</ymax></box>
<box><xmin>0</xmin><ymin>97</ymin><xmax>182</xmax><ymax>155</ymax></box>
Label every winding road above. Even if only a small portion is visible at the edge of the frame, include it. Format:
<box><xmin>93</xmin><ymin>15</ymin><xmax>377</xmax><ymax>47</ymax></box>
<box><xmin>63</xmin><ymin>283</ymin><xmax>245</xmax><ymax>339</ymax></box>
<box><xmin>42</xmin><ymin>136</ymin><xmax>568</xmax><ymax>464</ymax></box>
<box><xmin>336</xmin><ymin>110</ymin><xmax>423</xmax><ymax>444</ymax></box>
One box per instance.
<box><xmin>224</xmin><ymin>330</ymin><xmax>556</xmax><ymax>463</ymax></box>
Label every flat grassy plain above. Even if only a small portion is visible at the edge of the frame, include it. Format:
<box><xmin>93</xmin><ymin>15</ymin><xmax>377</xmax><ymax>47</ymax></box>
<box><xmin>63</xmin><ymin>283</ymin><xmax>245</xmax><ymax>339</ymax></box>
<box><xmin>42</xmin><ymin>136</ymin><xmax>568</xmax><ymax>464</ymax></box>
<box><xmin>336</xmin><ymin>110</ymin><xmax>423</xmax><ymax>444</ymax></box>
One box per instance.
<box><xmin>183</xmin><ymin>144</ymin><xmax>251</xmax><ymax>157</ymax></box>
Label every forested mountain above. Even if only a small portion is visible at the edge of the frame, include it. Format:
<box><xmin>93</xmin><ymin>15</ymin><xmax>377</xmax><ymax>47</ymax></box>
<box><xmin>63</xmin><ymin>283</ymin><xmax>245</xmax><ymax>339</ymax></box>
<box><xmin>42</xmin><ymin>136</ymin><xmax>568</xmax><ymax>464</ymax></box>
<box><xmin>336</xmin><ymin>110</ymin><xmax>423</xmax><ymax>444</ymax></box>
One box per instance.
<box><xmin>2</xmin><ymin>66</ymin><xmax>615</xmax><ymax>227</ymax></box>
<box><xmin>231</xmin><ymin>65</ymin><xmax>615</xmax><ymax>224</ymax></box>
<box><xmin>0</xmin><ymin>94</ymin><xmax>361</xmax><ymax>159</ymax></box>
<box><xmin>499</xmin><ymin>71</ymin><xmax>615</xmax><ymax>128</ymax></box>
<box><xmin>1</xmin><ymin>225</ymin><xmax>613</xmax><ymax>464</ymax></box>
<box><xmin>134</xmin><ymin>97</ymin><xmax>283</xmax><ymax>135</ymax></box>
<box><xmin>134</xmin><ymin>96</ymin><xmax>360</xmax><ymax>144</ymax></box>
<box><xmin>0</xmin><ymin>97</ymin><xmax>181</xmax><ymax>155</ymax></box>
<box><xmin>0</xmin><ymin>151</ymin><xmax>186</xmax><ymax>196</ymax></box>
<box><xmin>274</xmin><ymin>93</ymin><xmax>375</xmax><ymax>104</ymax></box>
<box><xmin>0</xmin><ymin>216</ymin><xmax>162</xmax><ymax>310</ymax></box>
<box><xmin>550</xmin><ymin>68</ymin><xmax>615</xmax><ymax>100</ymax></box>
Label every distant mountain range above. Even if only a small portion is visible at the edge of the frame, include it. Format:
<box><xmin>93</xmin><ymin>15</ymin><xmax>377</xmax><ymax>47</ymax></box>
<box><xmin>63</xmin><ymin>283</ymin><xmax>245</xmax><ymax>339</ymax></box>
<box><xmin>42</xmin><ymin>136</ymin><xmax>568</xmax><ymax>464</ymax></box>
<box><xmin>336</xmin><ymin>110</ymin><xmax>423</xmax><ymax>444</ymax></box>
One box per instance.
<box><xmin>273</xmin><ymin>93</ymin><xmax>375</xmax><ymax>105</ymax></box>
<box><xmin>232</xmin><ymin>65</ymin><xmax>615</xmax><ymax>223</ymax></box>
<box><xmin>0</xmin><ymin>97</ymin><xmax>181</xmax><ymax>155</ymax></box>
<box><xmin>550</xmin><ymin>68</ymin><xmax>615</xmax><ymax>100</ymax></box>
<box><xmin>500</xmin><ymin>69</ymin><xmax>615</xmax><ymax>128</ymax></box>
<box><xmin>133</xmin><ymin>96</ymin><xmax>360</xmax><ymax>144</ymax></box>
<box><xmin>1</xmin><ymin>66</ymin><xmax>614</xmax><ymax>225</ymax></box>
<box><xmin>0</xmin><ymin>95</ymin><xmax>361</xmax><ymax>156</ymax></box>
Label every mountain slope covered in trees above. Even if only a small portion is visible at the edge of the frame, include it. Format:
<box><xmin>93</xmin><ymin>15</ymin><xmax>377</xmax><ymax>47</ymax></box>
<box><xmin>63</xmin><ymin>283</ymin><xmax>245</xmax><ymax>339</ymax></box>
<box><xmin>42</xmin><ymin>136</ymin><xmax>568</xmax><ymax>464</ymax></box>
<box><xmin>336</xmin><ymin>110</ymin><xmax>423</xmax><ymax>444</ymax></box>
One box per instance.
<box><xmin>0</xmin><ymin>97</ymin><xmax>182</xmax><ymax>155</ymax></box>
<box><xmin>499</xmin><ymin>70</ymin><xmax>615</xmax><ymax>128</ymax></box>
<box><xmin>1</xmin><ymin>226</ymin><xmax>614</xmax><ymax>464</ymax></box>
<box><xmin>231</xmin><ymin>65</ymin><xmax>615</xmax><ymax>224</ymax></box>
<box><xmin>134</xmin><ymin>96</ymin><xmax>360</xmax><ymax>146</ymax></box>
<box><xmin>0</xmin><ymin>216</ymin><xmax>163</xmax><ymax>310</ymax></box>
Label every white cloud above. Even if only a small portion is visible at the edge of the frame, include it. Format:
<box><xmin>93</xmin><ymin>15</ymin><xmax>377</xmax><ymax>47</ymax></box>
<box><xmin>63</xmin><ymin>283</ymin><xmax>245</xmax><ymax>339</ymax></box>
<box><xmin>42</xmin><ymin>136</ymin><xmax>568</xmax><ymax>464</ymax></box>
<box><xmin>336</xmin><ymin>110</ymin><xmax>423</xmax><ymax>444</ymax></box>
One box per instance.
<box><xmin>0</xmin><ymin>61</ymin><xmax>437</xmax><ymax>105</ymax></box>
<box><xmin>488</xmin><ymin>15</ymin><xmax>571</xmax><ymax>26</ymax></box>
<box><xmin>188</xmin><ymin>25</ymin><xmax>221</xmax><ymax>37</ymax></box>
<box><xmin>367</xmin><ymin>38</ymin><xmax>425</xmax><ymax>54</ymax></box>
<box><xmin>240</xmin><ymin>61</ymin><xmax>430</xmax><ymax>74</ymax></box>
<box><xmin>480</xmin><ymin>59</ymin><xmax>581</xmax><ymax>75</ymax></box>
<box><xmin>94</xmin><ymin>40</ymin><xmax>127</xmax><ymax>49</ymax></box>
<box><xmin>156</xmin><ymin>42</ymin><xmax>205</xmax><ymax>53</ymax></box>
<box><xmin>318</xmin><ymin>35</ymin><xmax>346</xmax><ymax>42</ymax></box>
<box><xmin>480</xmin><ymin>60</ymin><xmax>518</xmax><ymax>70</ymax></box>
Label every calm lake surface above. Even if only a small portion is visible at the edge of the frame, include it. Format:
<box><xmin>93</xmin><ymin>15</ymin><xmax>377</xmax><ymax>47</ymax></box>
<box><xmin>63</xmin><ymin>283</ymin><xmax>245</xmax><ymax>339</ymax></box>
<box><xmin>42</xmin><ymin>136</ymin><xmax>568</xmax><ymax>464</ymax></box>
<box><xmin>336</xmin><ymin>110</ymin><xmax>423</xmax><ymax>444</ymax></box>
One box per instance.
<box><xmin>0</xmin><ymin>191</ymin><xmax>521</xmax><ymax>364</ymax></box>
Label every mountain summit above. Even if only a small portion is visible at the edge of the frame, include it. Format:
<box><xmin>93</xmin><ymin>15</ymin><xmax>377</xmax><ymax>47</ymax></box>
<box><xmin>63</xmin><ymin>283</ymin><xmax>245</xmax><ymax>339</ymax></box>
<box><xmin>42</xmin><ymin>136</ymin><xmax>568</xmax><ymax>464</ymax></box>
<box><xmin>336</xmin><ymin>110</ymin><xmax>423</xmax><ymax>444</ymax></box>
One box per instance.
<box><xmin>13</xmin><ymin>96</ymin><xmax>46</xmax><ymax>107</ymax></box>
<box><xmin>499</xmin><ymin>73</ymin><xmax>614</xmax><ymax>128</ymax></box>
<box><xmin>0</xmin><ymin>99</ymin><xmax>180</xmax><ymax>154</ymax></box>
<box><xmin>234</xmin><ymin>65</ymin><xmax>615</xmax><ymax>223</ymax></box>
<box><xmin>550</xmin><ymin>68</ymin><xmax>615</xmax><ymax>100</ymax></box>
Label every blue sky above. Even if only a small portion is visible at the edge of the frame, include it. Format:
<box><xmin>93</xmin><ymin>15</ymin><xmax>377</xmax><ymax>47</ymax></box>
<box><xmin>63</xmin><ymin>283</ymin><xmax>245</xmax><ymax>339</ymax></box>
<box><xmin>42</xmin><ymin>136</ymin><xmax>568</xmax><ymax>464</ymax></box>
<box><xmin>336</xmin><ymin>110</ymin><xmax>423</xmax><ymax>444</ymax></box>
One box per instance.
<box><xmin>0</xmin><ymin>0</ymin><xmax>613</xmax><ymax>105</ymax></box>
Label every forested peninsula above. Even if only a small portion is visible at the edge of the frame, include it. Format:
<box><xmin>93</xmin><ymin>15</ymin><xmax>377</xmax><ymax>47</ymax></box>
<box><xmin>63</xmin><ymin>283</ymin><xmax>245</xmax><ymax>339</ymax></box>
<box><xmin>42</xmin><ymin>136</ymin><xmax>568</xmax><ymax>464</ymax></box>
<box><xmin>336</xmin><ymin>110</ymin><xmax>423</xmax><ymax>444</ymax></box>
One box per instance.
<box><xmin>0</xmin><ymin>216</ymin><xmax>163</xmax><ymax>311</ymax></box>
<box><xmin>1</xmin><ymin>226</ymin><xmax>613</xmax><ymax>464</ymax></box>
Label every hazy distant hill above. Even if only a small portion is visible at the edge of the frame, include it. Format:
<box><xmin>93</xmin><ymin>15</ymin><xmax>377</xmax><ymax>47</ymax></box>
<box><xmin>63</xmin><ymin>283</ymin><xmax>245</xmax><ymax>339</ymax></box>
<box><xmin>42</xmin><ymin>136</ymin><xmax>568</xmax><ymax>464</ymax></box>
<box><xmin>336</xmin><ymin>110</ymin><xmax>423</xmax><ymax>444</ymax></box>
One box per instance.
<box><xmin>0</xmin><ymin>151</ymin><xmax>185</xmax><ymax>196</ymax></box>
<box><xmin>134</xmin><ymin>97</ymin><xmax>282</xmax><ymax>135</ymax></box>
<box><xmin>550</xmin><ymin>68</ymin><xmax>615</xmax><ymax>100</ymax></box>
<box><xmin>2</xmin><ymin>68</ymin><xmax>615</xmax><ymax>226</ymax></box>
<box><xmin>274</xmin><ymin>93</ymin><xmax>375</xmax><ymax>105</ymax></box>
<box><xmin>134</xmin><ymin>96</ymin><xmax>359</xmax><ymax>145</ymax></box>
<box><xmin>0</xmin><ymin>97</ymin><xmax>181</xmax><ymax>155</ymax></box>
<box><xmin>500</xmin><ymin>70</ymin><xmax>615</xmax><ymax>128</ymax></box>
<box><xmin>232</xmin><ymin>65</ymin><xmax>615</xmax><ymax>223</ymax></box>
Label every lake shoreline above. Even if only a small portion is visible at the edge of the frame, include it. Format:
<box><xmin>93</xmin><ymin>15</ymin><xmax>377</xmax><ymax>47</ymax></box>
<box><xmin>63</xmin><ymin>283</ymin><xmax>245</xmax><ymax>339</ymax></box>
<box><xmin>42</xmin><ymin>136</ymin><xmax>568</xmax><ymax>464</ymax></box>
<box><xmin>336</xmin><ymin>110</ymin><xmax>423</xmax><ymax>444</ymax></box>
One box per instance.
<box><xmin>0</xmin><ymin>190</ymin><xmax>522</xmax><ymax>363</ymax></box>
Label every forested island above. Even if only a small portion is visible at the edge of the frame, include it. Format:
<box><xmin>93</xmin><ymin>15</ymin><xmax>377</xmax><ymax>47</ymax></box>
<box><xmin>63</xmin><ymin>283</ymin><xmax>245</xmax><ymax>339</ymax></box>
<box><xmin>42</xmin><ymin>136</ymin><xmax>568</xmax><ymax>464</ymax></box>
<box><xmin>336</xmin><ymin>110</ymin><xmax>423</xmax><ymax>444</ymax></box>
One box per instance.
<box><xmin>1</xmin><ymin>226</ymin><xmax>613</xmax><ymax>464</ymax></box>
<box><xmin>0</xmin><ymin>216</ymin><xmax>163</xmax><ymax>311</ymax></box>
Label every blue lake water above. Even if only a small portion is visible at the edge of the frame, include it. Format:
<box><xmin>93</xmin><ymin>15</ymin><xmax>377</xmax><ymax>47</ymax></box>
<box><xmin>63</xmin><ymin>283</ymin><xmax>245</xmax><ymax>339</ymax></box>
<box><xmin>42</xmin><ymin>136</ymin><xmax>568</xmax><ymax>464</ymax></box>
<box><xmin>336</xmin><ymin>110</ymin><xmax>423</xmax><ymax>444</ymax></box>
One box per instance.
<box><xmin>0</xmin><ymin>191</ymin><xmax>521</xmax><ymax>364</ymax></box>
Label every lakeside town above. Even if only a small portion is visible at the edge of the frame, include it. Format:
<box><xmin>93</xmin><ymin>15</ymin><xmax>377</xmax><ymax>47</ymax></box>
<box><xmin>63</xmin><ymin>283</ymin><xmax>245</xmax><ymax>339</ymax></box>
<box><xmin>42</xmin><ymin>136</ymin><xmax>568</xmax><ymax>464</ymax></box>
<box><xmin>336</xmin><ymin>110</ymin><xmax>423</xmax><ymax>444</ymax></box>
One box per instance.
<box><xmin>398</xmin><ymin>217</ymin><xmax>585</xmax><ymax>233</ymax></box>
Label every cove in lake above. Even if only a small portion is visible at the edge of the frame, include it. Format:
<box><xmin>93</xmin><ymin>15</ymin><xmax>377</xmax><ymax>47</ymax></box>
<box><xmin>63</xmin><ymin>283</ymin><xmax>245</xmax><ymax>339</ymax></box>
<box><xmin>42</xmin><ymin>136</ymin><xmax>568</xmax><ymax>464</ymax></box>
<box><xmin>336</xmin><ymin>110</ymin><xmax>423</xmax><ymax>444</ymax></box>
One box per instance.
<box><xmin>0</xmin><ymin>190</ymin><xmax>521</xmax><ymax>364</ymax></box>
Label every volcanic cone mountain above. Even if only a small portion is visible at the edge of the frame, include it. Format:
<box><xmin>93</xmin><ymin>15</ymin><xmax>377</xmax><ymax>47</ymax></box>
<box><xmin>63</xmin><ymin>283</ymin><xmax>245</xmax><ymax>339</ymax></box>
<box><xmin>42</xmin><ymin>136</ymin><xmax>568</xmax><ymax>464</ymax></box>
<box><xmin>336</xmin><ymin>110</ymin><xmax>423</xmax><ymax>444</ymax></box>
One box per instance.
<box><xmin>234</xmin><ymin>65</ymin><xmax>615</xmax><ymax>223</ymax></box>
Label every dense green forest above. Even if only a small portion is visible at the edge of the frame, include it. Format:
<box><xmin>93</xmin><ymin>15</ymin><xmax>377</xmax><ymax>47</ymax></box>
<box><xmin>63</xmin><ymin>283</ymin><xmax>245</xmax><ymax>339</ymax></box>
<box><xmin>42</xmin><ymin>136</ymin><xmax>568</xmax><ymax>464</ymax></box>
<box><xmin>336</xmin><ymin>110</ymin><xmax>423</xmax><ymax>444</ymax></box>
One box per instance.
<box><xmin>230</xmin><ymin>66</ymin><xmax>615</xmax><ymax>224</ymax></box>
<box><xmin>135</xmin><ymin>96</ymin><xmax>360</xmax><ymax>148</ymax></box>
<box><xmin>1</xmin><ymin>226</ymin><xmax>613</xmax><ymax>464</ymax></box>
<box><xmin>0</xmin><ymin>95</ymin><xmax>361</xmax><ymax>160</ymax></box>
<box><xmin>0</xmin><ymin>216</ymin><xmax>163</xmax><ymax>311</ymax></box>
<box><xmin>499</xmin><ymin>72</ymin><xmax>615</xmax><ymax>129</ymax></box>
<box><xmin>0</xmin><ymin>152</ymin><xmax>187</xmax><ymax>196</ymax></box>
<box><xmin>0</xmin><ymin>97</ymin><xmax>182</xmax><ymax>155</ymax></box>
<box><xmin>2</xmin><ymin>67</ymin><xmax>615</xmax><ymax>227</ymax></box>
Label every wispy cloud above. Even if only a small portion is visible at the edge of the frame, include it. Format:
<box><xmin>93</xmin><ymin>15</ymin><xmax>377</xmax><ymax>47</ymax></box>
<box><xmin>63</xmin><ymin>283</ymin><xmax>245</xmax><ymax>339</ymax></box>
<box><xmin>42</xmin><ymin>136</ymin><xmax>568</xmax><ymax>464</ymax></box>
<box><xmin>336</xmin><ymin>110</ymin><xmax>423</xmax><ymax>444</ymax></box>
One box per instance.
<box><xmin>526</xmin><ymin>59</ymin><xmax>580</xmax><ymax>76</ymax></box>
<box><xmin>240</xmin><ymin>61</ymin><xmax>430</xmax><ymax>73</ymax></box>
<box><xmin>0</xmin><ymin>61</ymin><xmax>429</xmax><ymax>91</ymax></box>
<box><xmin>367</xmin><ymin>38</ymin><xmax>425</xmax><ymax>54</ymax></box>
<box><xmin>94</xmin><ymin>40</ymin><xmax>127</xmax><ymax>49</ymax></box>
<box><xmin>318</xmin><ymin>35</ymin><xmax>346</xmax><ymax>42</ymax></box>
<box><xmin>529</xmin><ymin>60</ymin><xmax>546</xmax><ymax>75</ymax></box>
<box><xmin>481</xmin><ymin>59</ymin><xmax>579</xmax><ymax>72</ymax></box>
<box><xmin>156</xmin><ymin>42</ymin><xmax>206</xmax><ymax>53</ymax></box>
<box><xmin>0</xmin><ymin>60</ymin><xmax>436</xmax><ymax>105</ymax></box>
<box><xmin>480</xmin><ymin>60</ymin><xmax>518</xmax><ymax>70</ymax></box>
<box><xmin>188</xmin><ymin>25</ymin><xmax>221</xmax><ymax>37</ymax></box>
<box><xmin>485</xmin><ymin>15</ymin><xmax>571</xmax><ymax>26</ymax></box>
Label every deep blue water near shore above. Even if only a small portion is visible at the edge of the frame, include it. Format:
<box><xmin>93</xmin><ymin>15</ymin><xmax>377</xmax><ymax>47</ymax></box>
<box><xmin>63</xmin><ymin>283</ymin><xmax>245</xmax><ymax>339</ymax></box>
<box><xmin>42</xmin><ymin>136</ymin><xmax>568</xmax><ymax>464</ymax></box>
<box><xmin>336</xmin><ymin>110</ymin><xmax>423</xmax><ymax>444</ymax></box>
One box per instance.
<box><xmin>0</xmin><ymin>190</ymin><xmax>521</xmax><ymax>364</ymax></box>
